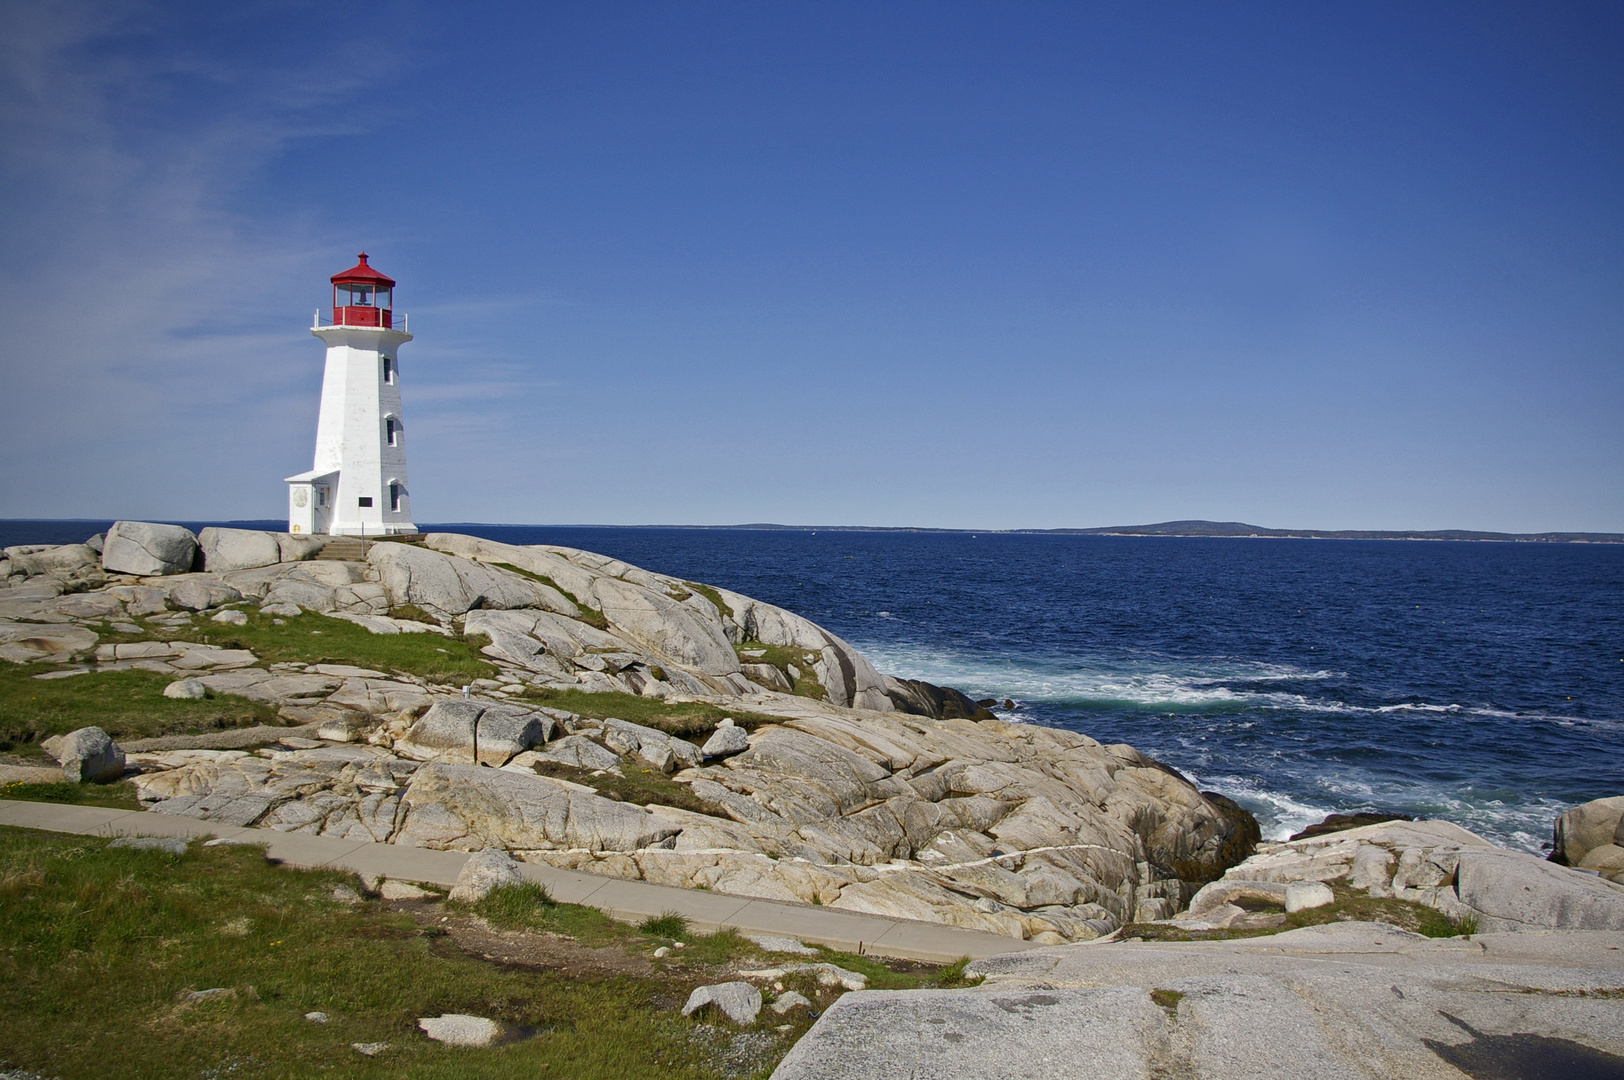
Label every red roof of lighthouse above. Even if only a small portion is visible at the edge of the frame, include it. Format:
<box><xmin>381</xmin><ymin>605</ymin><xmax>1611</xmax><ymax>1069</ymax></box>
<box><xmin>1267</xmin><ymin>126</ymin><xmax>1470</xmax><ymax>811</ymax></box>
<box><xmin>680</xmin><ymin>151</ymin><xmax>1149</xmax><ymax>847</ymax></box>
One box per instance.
<box><xmin>330</xmin><ymin>252</ymin><xmax>396</xmax><ymax>288</ymax></box>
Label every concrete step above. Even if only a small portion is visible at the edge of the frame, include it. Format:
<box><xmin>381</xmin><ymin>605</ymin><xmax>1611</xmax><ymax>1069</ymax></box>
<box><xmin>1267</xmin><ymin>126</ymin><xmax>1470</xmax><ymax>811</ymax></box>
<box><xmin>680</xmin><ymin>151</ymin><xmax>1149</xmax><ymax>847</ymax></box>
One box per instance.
<box><xmin>314</xmin><ymin>538</ymin><xmax>369</xmax><ymax>561</ymax></box>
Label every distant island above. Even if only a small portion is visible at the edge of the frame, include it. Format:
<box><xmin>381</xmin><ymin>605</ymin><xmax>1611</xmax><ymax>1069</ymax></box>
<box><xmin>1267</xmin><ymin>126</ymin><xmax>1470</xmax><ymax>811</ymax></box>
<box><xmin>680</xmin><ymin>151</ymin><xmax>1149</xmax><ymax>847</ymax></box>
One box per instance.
<box><xmin>638</xmin><ymin>520</ymin><xmax>1624</xmax><ymax>543</ymax></box>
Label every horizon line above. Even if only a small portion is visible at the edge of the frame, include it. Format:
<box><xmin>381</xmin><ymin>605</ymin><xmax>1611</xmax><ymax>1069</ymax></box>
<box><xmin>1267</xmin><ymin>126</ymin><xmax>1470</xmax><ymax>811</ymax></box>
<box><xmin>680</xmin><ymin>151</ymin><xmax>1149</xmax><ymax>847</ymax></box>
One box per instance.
<box><xmin>3</xmin><ymin>517</ymin><xmax>1621</xmax><ymax>543</ymax></box>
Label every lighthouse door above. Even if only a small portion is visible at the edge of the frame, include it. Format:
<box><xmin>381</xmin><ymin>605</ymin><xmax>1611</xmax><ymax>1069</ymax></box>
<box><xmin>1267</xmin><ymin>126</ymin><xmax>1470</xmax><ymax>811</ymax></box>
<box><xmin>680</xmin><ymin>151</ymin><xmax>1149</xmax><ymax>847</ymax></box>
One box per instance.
<box><xmin>312</xmin><ymin>485</ymin><xmax>331</xmax><ymax>535</ymax></box>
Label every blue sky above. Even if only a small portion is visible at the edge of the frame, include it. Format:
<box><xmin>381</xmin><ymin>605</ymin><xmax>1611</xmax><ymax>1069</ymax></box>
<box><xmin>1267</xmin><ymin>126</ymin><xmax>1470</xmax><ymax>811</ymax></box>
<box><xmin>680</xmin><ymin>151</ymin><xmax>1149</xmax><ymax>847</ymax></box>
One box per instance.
<box><xmin>1</xmin><ymin>2</ymin><xmax>1620</xmax><ymax>530</ymax></box>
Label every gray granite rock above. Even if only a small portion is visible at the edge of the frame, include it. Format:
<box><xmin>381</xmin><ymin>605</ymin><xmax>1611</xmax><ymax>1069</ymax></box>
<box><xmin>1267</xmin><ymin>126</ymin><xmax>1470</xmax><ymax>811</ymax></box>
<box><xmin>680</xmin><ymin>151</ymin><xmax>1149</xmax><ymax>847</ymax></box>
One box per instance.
<box><xmin>702</xmin><ymin>720</ymin><xmax>750</xmax><ymax>758</ymax></box>
<box><xmin>1553</xmin><ymin>795</ymin><xmax>1624</xmax><ymax>867</ymax></box>
<box><xmin>101</xmin><ymin>521</ymin><xmax>198</xmax><ymax>576</ymax></box>
<box><xmin>682</xmin><ymin>981</ymin><xmax>762</xmax><ymax>1026</ymax></box>
<box><xmin>417</xmin><ymin>1013</ymin><xmax>504</xmax><ymax>1047</ymax></box>
<box><xmin>368</xmin><ymin>542</ymin><xmax>562</xmax><ymax>619</ymax></box>
<box><xmin>55</xmin><ymin>726</ymin><xmax>124</xmax><ymax>783</ymax></box>
<box><xmin>198</xmin><ymin>528</ymin><xmax>283</xmax><ymax>572</ymax></box>
<box><xmin>397</xmin><ymin>762</ymin><xmax>680</xmax><ymax>852</ymax></box>
<box><xmin>777</xmin><ymin>923</ymin><xmax>1624</xmax><ymax>1080</ymax></box>
<box><xmin>447</xmin><ymin>847</ymin><xmax>523</xmax><ymax>903</ymax></box>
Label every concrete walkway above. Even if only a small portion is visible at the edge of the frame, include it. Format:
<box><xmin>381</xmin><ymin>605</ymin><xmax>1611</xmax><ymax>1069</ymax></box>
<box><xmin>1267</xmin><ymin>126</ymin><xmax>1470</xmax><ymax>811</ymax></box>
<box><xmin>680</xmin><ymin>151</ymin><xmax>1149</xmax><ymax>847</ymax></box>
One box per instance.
<box><xmin>0</xmin><ymin>799</ymin><xmax>1041</xmax><ymax>964</ymax></box>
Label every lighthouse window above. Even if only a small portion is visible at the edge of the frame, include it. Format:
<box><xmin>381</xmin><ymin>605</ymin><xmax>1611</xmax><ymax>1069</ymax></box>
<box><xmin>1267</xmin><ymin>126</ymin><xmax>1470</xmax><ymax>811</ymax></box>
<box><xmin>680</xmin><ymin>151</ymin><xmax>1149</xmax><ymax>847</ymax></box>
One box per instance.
<box><xmin>382</xmin><ymin>356</ymin><xmax>394</xmax><ymax>383</ymax></box>
<box><xmin>386</xmin><ymin>417</ymin><xmax>398</xmax><ymax>446</ymax></box>
<box><xmin>358</xmin><ymin>497</ymin><xmax>373</xmax><ymax>507</ymax></box>
<box><xmin>390</xmin><ymin>484</ymin><xmax>402</xmax><ymax>512</ymax></box>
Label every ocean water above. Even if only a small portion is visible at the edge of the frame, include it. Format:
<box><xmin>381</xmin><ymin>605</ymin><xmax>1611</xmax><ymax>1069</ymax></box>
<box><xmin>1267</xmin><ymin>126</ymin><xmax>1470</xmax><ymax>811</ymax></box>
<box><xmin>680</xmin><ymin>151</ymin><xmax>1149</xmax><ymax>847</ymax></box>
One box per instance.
<box><xmin>7</xmin><ymin>521</ymin><xmax>1621</xmax><ymax>851</ymax></box>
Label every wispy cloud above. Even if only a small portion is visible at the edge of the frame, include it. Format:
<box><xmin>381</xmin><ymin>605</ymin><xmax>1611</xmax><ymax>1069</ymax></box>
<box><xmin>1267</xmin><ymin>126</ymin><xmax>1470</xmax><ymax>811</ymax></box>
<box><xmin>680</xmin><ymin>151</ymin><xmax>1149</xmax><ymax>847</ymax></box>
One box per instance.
<box><xmin>0</xmin><ymin>1</ymin><xmax>409</xmax><ymax>518</ymax></box>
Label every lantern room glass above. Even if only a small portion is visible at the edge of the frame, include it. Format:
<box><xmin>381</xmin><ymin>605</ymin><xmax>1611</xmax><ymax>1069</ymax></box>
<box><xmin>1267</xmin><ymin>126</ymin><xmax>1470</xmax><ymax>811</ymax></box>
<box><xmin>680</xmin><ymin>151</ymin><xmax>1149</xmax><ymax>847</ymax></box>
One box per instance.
<box><xmin>335</xmin><ymin>284</ymin><xmax>391</xmax><ymax>309</ymax></box>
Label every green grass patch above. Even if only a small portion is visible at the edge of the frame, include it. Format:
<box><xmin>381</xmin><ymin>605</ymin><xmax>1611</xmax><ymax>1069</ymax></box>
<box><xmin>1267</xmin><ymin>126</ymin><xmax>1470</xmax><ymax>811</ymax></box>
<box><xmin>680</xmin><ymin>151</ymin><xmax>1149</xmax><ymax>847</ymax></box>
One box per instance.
<box><xmin>732</xmin><ymin>641</ymin><xmax>826</xmax><ymax>699</ymax></box>
<box><xmin>488</xmin><ymin>564</ymin><xmax>609</xmax><ymax>630</ymax></box>
<box><xmin>1151</xmin><ymin>989</ymin><xmax>1184</xmax><ymax>1010</ymax></box>
<box><xmin>530</xmin><ymin>759</ymin><xmax>718</xmax><ymax>814</ymax></box>
<box><xmin>0</xmin><ymin>779</ymin><xmax>141</xmax><ymax>810</ymax></box>
<box><xmin>514</xmin><ymin>687</ymin><xmax>782</xmax><ymax>739</ymax></box>
<box><xmin>202</xmin><ymin>609</ymin><xmax>497</xmax><ymax>683</ymax></box>
<box><xmin>389</xmin><ymin>603</ymin><xmax>443</xmax><ymax>625</ymax></box>
<box><xmin>683</xmin><ymin>583</ymin><xmax>732</xmax><ymax>620</ymax></box>
<box><xmin>638</xmin><ymin>912</ymin><xmax>690</xmax><ymax>939</ymax></box>
<box><xmin>465</xmin><ymin>882</ymin><xmax>640</xmax><ymax>947</ymax></box>
<box><xmin>0</xmin><ymin>827</ymin><xmax>731</xmax><ymax>1080</ymax></box>
<box><xmin>0</xmin><ymin>664</ymin><xmax>279</xmax><ymax>749</ymax></box>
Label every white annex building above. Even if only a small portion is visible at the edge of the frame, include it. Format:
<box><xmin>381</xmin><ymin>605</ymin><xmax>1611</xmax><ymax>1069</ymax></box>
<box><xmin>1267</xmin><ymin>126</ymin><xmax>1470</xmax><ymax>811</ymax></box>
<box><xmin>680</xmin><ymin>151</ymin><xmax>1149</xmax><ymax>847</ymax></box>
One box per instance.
<box><xmin>285</xmin><ymin>253</ymin><xmax>417</xmax><ymax>536</ymax></box>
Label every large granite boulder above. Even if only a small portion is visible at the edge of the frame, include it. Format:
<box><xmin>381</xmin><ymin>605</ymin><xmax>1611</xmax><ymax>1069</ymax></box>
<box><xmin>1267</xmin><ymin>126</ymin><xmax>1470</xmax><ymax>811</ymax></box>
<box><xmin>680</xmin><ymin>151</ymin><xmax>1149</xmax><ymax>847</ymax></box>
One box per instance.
<box><xmin>368</xmin><ymin>543</ymin><xmax>574</xmax><ymax>619</ymax></box>
<box><xmin>198</xmin><ymin>528</ymin><xmax>283</xmax><ymax>572</ymax></box>
<box><xmin>394</xmin><ymin>699</ymin><xmax>554</xmax><ymax>767</ymax></box>
<box><xmin>396</xmin><ymin>762</ymin><xmax>680</xmax><ymax>851</ymax></box>
<box><xmin>1552</xmin><ymin>795</ymin><xmax>1624</xmax><ymax>867</ymax></box>
<box><xmin>101</xmin><ymin>522</ymin><xmax>198</xmax><ymax>576</ymax></box>
<box><xmin>53</xmin><ymin>726</ymin><xmax>125</xmax><ymax>783</ymax></box>
<box><xmin>1179</xmin><ymin>818</ymin><xmax>1624</xmax><ymax>934</ymax></box>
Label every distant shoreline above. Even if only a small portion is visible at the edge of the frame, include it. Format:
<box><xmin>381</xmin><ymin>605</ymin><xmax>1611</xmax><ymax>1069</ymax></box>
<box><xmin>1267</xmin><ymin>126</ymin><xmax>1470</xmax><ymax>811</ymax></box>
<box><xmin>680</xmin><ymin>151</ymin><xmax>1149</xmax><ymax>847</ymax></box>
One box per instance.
<box><xmin>4</xmin><ymin>518</ymin><xmax>1621</xmax><ymax>544</ymax></box>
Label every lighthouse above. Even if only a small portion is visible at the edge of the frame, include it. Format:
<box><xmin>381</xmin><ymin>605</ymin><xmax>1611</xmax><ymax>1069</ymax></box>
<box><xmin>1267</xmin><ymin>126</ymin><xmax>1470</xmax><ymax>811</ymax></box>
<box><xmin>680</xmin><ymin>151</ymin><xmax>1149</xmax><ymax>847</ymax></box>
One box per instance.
<box><xmin>285</xmin><ymin>253</ymin><xmax>417</xmax><ymax>536</ymax></box>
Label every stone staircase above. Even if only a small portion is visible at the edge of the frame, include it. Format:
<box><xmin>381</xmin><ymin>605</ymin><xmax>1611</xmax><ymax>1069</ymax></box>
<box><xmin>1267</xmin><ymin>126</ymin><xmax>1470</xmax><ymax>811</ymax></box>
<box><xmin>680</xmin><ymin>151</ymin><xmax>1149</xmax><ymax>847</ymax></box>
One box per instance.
<box><xmin>313</xmin><ymin>533</ymin><xmax>425</xmax><ymax>562</ymax></box>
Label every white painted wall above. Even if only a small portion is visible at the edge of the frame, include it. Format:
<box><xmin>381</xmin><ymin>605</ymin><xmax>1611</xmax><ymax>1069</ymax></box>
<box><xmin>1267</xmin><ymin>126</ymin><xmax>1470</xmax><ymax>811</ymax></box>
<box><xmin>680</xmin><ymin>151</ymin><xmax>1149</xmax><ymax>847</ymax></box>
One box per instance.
<box><xmin>301</xmin><ymin>325</ymin><xmax>416</xmax><ymax>536</ymax></box>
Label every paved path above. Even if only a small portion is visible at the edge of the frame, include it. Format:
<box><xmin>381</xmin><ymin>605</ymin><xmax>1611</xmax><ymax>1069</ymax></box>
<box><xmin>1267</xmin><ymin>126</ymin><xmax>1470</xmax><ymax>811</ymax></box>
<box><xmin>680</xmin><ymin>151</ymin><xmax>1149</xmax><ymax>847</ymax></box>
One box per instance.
<box><xmin>0</xmin><ymin>799</ymin><xmax>1040</xmax><ymax>964</ymax></box>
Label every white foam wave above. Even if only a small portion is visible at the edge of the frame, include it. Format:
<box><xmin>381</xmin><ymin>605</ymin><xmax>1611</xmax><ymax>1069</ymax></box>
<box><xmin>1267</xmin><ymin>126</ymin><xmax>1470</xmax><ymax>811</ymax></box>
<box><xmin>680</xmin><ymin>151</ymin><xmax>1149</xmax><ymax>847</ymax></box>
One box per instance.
<box><xmin>856</xmin><ymin>641</ymin><xmax>1339</xmax><ymax>711</ymax></box>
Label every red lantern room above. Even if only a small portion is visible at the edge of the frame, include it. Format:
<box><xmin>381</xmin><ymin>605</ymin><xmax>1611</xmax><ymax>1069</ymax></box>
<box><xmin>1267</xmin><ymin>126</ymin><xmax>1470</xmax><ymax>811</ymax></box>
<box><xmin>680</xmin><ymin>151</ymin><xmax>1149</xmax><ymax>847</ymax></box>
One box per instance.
<box><xmin>330</xmin><ymin>253</ymin><xmax>396</xmax><ymax>328</ymax></box>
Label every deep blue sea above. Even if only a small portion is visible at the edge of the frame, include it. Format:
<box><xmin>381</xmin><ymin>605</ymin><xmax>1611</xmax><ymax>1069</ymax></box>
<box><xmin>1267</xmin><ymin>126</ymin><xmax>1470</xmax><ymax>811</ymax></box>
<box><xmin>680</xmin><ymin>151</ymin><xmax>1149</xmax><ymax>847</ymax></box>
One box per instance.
<box><xmin>7</xmin><ymin>520</ymin><xmax>1622</xmax><ymax>852</ymax></box>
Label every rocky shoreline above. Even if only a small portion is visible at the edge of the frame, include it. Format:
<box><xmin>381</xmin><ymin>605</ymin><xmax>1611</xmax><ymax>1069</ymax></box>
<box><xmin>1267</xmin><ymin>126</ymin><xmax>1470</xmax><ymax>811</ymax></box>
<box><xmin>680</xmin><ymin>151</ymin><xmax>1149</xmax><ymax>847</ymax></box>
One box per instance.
<box><xmin>8</xmin><ymin>522</ymin><xmax>1624</xmax><ymax>946</ymax></box>
<box><xmin>3</xmin><ymin>522</ymin><xmax>1256</xmax><ymax>943</ymax></box>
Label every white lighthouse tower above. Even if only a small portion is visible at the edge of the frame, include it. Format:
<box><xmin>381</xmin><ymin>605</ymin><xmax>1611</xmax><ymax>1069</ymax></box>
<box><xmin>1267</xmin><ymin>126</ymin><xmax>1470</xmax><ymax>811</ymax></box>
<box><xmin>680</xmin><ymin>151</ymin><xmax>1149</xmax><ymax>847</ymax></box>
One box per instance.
<box><xmin>285</xmin><ymin>253</ymin><xmax>417</xmax><ymax>536</ymax></box>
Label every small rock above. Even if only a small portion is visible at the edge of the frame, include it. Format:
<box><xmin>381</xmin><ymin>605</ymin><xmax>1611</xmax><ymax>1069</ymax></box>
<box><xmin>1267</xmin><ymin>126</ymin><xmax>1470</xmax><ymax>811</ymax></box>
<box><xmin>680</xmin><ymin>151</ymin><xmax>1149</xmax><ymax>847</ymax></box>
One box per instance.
<box><xmin>260</xmin><ymin>602</ymin><xmax>302</xmax><ymax>617</ymax></box>
<box><xmin>701</xmin><ymin>721</ymin><xmax>750</xmax><ymax>759</ymax></box>
<box><xmin>304</xmin><ymin>1011</ymin><xmax>329</xmax><ymax>1023</ymax></box>
<box><xmin>331</xmin><ymin>885</ymin><xmax>362</xmax><ymax>905</ymax></box>
<box><xmin>1285</xmin><ymin>881</ymin><xmax>1336</xmax><ymax>913</ymax></box>
<box><xmin>352</xmin><ymin>1042</ymin><xmax>389</xmax><ymax>1057</ymax></box>
<box><xmin>202</xmin><ymin>837</ymin><xmax>257</xmax><ymax>847</ymax></box>
<box><xmin>682</xmin><ymin>981</ymin><xmax>762</xmax><ymax>1026</ymax></box>
<box><xmin>163</xmin><ymin>679</ymin><xmax>208</xmax><ymax>700</ymax></box>
<box><xmin>180</xmin><ymin>987</ymin><xmax>235</xmax><ymax>1004</ymax></box>
<box><xmin>748</xmin><ymin>935</ymin><xmax>817</xmax><ymax>955</ymax></box>
<box><xmin>210</xmin><ymin>609</ymin><xmax>249</xmax><ymax>626</ymax></box>
<box><xmin>110</xmin><ymin>836</ymin><xmax>188</xmax><ymax>855</ymax></box>
<box><xmin>653</xmin><ymin>946</ymin><xmax>671</xmax><ymax>958</ymax></box>
<box><xmin>418</xmin><ymin>1013</ymin><xmax>505</xmax><ymax>1047</ymax></box>
<box><xmin>770</xmin><ymin>991</ymin><xmax>813</xmax><ymax>1014</ymax></box>
<box><xmin>448</xmin><ymin>848</ymin><xmax>523</xmax><ymax>904</ymax></box>
<box><xmin>380</xmin><ymin>880</ymin><xmax>434</xmax><ymax>901</ymax></box>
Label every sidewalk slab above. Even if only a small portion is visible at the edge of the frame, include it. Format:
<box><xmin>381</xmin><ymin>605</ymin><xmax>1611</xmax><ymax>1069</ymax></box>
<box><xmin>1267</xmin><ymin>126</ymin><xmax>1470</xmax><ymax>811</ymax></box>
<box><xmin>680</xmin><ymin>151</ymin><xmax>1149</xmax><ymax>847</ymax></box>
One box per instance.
<box><xmin>870</xmin><ymin>918</ymin><xmax>1031</xmax><ymax>963</ymax></box>
<box><xmin>0</xmin><ymin>801</ymin><xmax>132</xmax><ymax>834</ymax></box>
<box><xmin>726</xmin><ymin>900</ymin><xmax>905</xmax><ymax>955</ymax></box>
<box><xmin>97</xmin><ymin>811</ymin><xmax>249</xmax><ymax>842</ymax></box>
<box><xmin>336</xmin><ymin>843</ymin><xmax>470</xmax><ymax>888</ymax></box>
<box><xmin>513</xmin><ymin>861</ymin><xmax>621</xmax><ymax>905</ymax></box>
<box><xmin>582</xmin><ymin>876</ymin><xmax>756</xmax><ymax>928</ymax></box>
